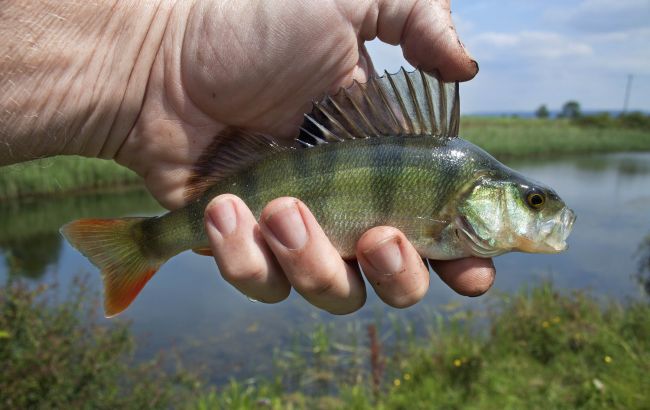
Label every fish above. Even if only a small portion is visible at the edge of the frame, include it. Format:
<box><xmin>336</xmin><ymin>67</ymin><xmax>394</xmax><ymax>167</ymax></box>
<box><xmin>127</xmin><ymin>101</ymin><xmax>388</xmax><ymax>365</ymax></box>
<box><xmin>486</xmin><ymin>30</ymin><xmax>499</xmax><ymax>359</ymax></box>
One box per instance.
<box><xmin>61</xmin><ymin>68</ymin><xmax>576</xmax><ymax>317</ymax></box>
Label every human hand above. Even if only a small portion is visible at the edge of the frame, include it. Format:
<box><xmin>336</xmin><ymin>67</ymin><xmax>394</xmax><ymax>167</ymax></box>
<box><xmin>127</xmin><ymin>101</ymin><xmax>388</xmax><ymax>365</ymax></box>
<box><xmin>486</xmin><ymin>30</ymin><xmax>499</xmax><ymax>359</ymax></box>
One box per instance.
<box><xmin>113</xmin><ymin>0</ymin><xmax>493</xmax><ymax>312</ymax></box>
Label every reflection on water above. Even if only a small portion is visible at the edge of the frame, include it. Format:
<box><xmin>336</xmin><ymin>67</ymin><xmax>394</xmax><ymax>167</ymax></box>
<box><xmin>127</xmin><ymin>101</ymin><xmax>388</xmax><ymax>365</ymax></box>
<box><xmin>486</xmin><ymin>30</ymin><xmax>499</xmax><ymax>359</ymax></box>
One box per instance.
<box><xmin>1</xmin><ymin>152</ymin><xmax>649</xmax><ymax>384</ymax></box>
<box><xmin>568</xmin><ymin>152</ymin><xmax>650</xmax><ymax>176</ymax></box>
<box><xmin>2</xmin><ymin>232</ymin><xmax>62</xmax><ymax>279</ymax></box>
<box><xmin>0</xmin><ymin>189</ymin><xmax>162</xmax><ymax>279</ymax></box>
<box><xmin>635</xmin><ymin>233</ymin><xmax>650</xmax><ymax>296</ymax></box>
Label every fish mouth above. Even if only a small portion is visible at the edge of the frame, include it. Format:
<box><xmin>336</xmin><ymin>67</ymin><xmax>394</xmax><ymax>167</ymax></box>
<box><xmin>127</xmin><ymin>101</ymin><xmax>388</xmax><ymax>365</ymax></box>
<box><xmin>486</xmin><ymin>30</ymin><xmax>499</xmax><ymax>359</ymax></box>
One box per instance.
<box><xmin>540</xmin><ymin>207</ymin><xmax>576</xmax><ymax>253</ymax></box>
<box><xmin>455</xmin><ymin>216</ymin><xmax>503</xmax><ymax>258</ymax></box>
<box><xmin>516</xmin><ymin>207</ymin><xmax>577</xmax><ymax>254</ymax></box>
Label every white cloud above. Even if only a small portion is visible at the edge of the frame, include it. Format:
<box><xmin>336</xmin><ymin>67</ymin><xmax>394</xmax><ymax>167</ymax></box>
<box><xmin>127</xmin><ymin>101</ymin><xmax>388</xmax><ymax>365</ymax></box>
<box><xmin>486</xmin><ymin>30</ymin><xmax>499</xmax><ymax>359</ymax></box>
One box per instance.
<box><xmin>547</xmin><ymin>0</ymin><xmax>650</xmax><ymax>32</ymax></box>
<box><xmin>472</xmin><ymin>32</ymin><xmax>518</xmax><ymax>47</ymax></box>
<box><xmin>366</xmin><ymin>2</ymin><xmax>650</xmax><ymax>113</ymax></box>
<box><xmin>471</xmin><ymin>31</ymin><xmax>593</xmax><ymax>60</ymax></box>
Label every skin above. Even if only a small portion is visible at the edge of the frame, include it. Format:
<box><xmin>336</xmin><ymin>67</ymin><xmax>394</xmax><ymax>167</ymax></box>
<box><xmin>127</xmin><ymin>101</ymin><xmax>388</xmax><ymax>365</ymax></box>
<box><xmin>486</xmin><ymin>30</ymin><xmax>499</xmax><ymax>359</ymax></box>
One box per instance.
<box><xmin>1</xmin><ymin>0</ymin><xmax>495</xmax><ymax>314</ymax></box>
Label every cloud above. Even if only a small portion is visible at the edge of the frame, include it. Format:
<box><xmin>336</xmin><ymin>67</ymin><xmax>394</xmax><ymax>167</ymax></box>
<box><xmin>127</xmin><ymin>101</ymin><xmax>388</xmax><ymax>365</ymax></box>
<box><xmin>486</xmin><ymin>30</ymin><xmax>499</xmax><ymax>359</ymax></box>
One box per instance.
<box><xmin>470</xmin><ymin>31</ymin><xmax>593</xmax><ymax>61</ymax></box>
<box><xmin>366</xmin><ymin>2</ymin><xmax>650</xmax><ymax>112</ymax></box>
<box><xmin>547</xmin><ymin>0</ymin><xmax>650</xmax><ymax>32</ymax></box>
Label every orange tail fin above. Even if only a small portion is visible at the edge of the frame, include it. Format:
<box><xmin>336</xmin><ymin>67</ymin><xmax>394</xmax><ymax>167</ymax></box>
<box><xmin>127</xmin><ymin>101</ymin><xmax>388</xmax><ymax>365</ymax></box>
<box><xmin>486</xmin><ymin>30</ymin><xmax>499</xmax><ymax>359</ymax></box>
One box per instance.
<box><xmin>60</xmin><ymin>218</ymin><xmax>164</xmax><ymax>317</ymax></box>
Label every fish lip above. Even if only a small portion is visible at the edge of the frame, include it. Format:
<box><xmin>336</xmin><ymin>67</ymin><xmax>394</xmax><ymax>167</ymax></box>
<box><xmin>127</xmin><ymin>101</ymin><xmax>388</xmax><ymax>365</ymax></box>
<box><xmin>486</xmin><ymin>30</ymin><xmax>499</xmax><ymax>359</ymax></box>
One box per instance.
<box><xmin>455</xmin><ymin>216</ymin><xmax>502</xmax><ymax>258</ymax></box>
<box><xmin>543</xmin><ymin>207</ymin><xmax>576</xmax><ymax>252</ymax></box>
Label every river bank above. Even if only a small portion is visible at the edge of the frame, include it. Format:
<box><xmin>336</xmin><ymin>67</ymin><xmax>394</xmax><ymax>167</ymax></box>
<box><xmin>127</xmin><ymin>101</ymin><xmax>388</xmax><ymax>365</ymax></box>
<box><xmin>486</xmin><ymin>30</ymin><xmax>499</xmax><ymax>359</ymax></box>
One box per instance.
<box><xmin>2</xmin><ymin>277</ymin><xmax>648</xmax><ymax>409</ymax></box>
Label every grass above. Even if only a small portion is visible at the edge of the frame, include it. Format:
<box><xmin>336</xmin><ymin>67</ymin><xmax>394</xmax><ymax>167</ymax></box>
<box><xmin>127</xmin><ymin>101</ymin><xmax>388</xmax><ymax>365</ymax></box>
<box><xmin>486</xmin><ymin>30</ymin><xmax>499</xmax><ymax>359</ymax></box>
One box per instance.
<box><xmin>2</xmin><ymin>274</ymin><xmax>648</xmax><ymax>409</ymax></box>
<box><xmin>461</xmin><ymin>117</ymin><xmax>650</xmax><ymax>159</ymax></box>
<box><xmin>0</xmin><ymin>117</ymin><xmax>649</xmax><ymax>201</ymax></box>
<box><xmin>0</xmin><ymin>155</ymin><xmax>142</xmax><ymax>201</ymax></box>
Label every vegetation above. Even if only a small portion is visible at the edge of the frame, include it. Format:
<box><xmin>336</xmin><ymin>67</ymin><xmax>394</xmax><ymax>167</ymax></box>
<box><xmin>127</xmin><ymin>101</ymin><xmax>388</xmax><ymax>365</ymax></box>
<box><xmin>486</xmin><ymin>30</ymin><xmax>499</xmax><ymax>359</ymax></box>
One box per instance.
<box><xmin>559</xmin><ymin>100</ymin><xmax>582</xmax><ymax>119</ymax></box>
<box><xmin>461</xmin><ymin>116</ymin><xmax>650</xmax><ymax>159</ymax></box>
<box><xmin>0</xmin><ymin>155</ymin><xmax>141</xmax><ymax>201</ymax></box>
<box><xmin>534</xmin><ymin>104</ymin><xmax>550</xmax><ymax>119</ymax></box>
<box><xmin>0</xmin><ymin>277</ymin><xmax>203</xmax><ymax>409</ymax></box>
<box><xmin>2</xmin><ymin>275</ymin><xmax>648</xmax><ymax>409</ymax></box>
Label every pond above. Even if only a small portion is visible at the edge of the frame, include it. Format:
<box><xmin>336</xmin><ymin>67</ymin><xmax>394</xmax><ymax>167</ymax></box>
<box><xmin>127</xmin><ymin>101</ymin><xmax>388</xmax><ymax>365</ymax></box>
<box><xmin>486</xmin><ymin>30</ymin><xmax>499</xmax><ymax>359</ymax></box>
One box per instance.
<box><xmin>1</xmin><ymin>152</ymin><xmax>649</xmax><ymax>384</ymax></box>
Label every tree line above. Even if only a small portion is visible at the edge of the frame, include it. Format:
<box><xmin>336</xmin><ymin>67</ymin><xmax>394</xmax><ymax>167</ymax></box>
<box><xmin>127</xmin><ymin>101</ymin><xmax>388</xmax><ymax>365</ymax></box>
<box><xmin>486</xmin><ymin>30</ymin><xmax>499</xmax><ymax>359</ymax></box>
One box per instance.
<box><xmin>535</xmin><ymin>101</ymin><xmax>650</xmax><ymax>130</ymax></box>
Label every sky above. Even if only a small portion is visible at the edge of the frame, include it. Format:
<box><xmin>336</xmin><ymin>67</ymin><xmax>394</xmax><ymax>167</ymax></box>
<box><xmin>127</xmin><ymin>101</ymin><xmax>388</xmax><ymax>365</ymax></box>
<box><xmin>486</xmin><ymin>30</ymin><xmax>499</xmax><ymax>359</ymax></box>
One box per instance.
<box><xmin>366</xmin><ymin>0</ymin><xmax>650</xmax><ymax>114</ymax></box>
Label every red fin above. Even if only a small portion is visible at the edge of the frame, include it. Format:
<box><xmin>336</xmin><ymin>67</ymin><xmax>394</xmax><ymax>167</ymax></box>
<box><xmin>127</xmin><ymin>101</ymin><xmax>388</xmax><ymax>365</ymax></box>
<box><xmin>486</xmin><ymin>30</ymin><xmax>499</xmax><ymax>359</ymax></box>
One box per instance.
<box><xmin>192</xmin><ymin>247</ymin><xmax>214</xmax><ymax>257</ymax></box>
<box><xmin>60</xmin><ymin>218</ymin><xmax>164</xmax><ymax>317</ymax></box>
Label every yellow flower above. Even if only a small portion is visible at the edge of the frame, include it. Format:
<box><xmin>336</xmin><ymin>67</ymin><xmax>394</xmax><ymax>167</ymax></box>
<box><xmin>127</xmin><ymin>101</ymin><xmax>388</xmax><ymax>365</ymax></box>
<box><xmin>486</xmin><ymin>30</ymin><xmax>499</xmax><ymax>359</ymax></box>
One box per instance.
<box><xmin>404</xmin><ymin>373</ymin><xmax>411</xmax><ymax>381</ymax></box>
<box><xmin>604</xmin><ymin>355</ymin><xmax>612</xmax><ymax>364</ymax></box>
<box><xmin>542</xmin><ymin>321</ymin><xmax>550</xmax><ymax>328</ymax></box>
<box><xmin>552</xmin><ymin>316</ymin><xmax>561</xmax><ymax>324</ymax></box>
<box><xmin>453</xmin><ymin>359</ymin><xmax>462</xmax><ymax>367</ymax></box>
<box><xmin>393</xmin><ymin>379</ymin><xmax>401</xmax><ymax>387</ymax></box>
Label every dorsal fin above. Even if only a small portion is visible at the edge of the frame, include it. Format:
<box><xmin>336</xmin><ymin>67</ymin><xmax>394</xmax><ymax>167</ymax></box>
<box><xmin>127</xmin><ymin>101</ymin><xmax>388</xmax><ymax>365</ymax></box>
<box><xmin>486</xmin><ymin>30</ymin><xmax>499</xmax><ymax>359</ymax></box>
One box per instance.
<box><xmin>184</xmin><ymin>127</ymin><xmax>291</xmax><ymax>202</ymax></box>
<box><xmin>184</xmin><ymin>69</ymin><xmax>459</xmax><ymax>202</ymax></box>
<box><xmin>299</xmin><ymin>68</ymin><xmax>460</xmax><ymax>144</ymax></box>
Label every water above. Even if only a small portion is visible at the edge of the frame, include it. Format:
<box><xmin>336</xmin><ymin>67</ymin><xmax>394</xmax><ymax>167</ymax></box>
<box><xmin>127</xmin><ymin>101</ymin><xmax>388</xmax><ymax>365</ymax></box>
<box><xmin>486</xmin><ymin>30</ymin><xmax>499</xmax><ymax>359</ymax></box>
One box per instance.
<box><xmin>1</xmin><ymin>152</ymin><xmax>649</xmax><ymax>383</ymax></box>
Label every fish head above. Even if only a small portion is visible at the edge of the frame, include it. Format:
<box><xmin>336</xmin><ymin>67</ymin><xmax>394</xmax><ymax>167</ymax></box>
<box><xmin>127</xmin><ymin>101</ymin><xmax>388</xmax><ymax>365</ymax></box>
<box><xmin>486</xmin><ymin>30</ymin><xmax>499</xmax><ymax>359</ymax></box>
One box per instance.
<box><xmin>456</xmin><ymin>174</ymin><xmax>576</xmax><ymax>257</ymax></box>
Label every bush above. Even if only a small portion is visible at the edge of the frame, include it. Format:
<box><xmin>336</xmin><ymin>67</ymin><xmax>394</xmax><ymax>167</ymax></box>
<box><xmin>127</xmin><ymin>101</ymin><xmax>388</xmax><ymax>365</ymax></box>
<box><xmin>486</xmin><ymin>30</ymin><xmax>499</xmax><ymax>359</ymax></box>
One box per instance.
<box><xmin>0</xmin><ymin>277</ymin><xmax>201</xmax><ymax>409</ymax></box>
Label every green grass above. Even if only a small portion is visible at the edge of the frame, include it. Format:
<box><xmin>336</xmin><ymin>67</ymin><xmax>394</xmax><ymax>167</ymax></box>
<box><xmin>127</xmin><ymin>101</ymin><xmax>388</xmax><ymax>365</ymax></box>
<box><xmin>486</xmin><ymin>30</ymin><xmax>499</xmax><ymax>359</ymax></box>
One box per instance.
<box><xmin>0</xmin><ymin>118</ymin><xmax>648</xmax><ymax>201</ymax></box>
<box><xmin>461</xmin><ymin>117</ymin><xmax>650</xmax><ymax>159</ymax></box>
<box><xmin>0</xmin><ymin>155</ymin><xmax>142</xmax><ymax>201</ymax></box>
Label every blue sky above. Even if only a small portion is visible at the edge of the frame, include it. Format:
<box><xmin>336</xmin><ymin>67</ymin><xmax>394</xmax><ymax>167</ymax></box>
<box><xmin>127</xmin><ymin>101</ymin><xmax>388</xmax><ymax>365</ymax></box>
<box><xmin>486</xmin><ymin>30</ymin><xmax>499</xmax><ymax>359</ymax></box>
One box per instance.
<box><xmin>366</xmin><ymin>0</ymin><xmax>650</xmax><ymax>113</ymax></box>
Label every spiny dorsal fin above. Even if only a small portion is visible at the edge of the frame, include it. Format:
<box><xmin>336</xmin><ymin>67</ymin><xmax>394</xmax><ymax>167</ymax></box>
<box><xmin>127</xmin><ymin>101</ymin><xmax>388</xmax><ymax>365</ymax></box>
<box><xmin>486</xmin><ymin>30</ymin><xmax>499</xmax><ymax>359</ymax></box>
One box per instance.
<box><xmin>184</xmin><ymin>127</ymin><xmax>292</xmax><ymax>202</ymax></box>
<box><xmin>299</xmin><ymin>68</ymin><xmax>460</xmax><ymax>144</ymax></box>
<box><xmin>184</xmin><ymin>69</ymin><xmax>460</xmax><ymax>201</ymax></box>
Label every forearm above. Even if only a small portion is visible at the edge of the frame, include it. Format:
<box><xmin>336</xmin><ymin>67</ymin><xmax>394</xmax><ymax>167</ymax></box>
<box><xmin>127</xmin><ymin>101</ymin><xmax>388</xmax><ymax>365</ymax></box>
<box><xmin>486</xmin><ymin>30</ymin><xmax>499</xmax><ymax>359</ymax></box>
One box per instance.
<box><xmin>0</xmin><ymin>0</ymin><xmax>176</xmax><ymax>165</ymax></box>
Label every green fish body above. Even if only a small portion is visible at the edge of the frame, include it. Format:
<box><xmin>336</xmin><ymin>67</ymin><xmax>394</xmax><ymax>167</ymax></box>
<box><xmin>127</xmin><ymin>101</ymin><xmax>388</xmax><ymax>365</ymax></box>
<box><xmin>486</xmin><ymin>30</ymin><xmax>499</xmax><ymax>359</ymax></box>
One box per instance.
<box><xmin>62</xmin><ymin>69</ymin><xmax>575</xmax><ymax>317</ymax></box>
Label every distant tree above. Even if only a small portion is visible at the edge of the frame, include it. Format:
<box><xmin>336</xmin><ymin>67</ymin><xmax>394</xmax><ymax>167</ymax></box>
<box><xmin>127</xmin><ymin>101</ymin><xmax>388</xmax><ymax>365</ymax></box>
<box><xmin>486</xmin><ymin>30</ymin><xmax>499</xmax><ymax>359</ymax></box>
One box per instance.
<box><xmin>535</xmin><ymin>104</ymin><xmax>550</xmax><ymax>119</ymax></box>
<box><xmin>559</xmin><ymin>101</ymin><xmax>581</xmax><ymax>119</ymax></box>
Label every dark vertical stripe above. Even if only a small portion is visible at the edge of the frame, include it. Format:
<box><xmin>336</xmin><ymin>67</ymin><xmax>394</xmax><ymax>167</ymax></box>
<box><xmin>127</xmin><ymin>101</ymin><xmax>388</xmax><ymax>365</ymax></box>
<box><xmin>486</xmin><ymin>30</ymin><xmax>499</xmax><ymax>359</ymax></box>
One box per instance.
<box><xmin>371</xmin><ymin>136</ymin><xmax>405</xmax><ymax>220</ymax></box>
<box><xmin>239</xmin><ymin>168</ymin><xmax>259</xmax><ymax>203</ymax></box>
<box><xmin>310</xmin><ymin>144</ymin><xmax>338</xmax><ymax>220</ymax></box>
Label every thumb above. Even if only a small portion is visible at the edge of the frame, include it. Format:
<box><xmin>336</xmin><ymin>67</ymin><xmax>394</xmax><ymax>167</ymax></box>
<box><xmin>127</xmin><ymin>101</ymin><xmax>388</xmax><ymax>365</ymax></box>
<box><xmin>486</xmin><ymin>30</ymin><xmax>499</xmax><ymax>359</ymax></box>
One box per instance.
<box><xmin>354</xmin><ymin>0</ymin><xmax>478</xmax><ymax>81</ymax></box>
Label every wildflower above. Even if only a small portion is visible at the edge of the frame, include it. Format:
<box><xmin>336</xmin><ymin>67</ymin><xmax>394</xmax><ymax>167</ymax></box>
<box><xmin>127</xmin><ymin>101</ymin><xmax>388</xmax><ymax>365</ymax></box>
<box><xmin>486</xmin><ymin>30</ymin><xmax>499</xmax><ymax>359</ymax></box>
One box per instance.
<box><xmin>542</xmin><ymin>321</ymin><xmax>550</xmax><ymax>328</ymax></box>
<box><xmin>404</xmin><ymin>373</ymin><xmax>411</xmax><ymax>381</ymax></box>
<box><xmin>592</xmin><ymin>378</ymin><xmax>605</xmax><ymax>391</ymax></box>
<box><xmin>604</xmin><ymin>355</ymin><xmax>612</xmax><ymax>364</ymax></box>
<box><xmin>453</xmin><ymin>359</ymin><xmax>462</xmax><ymax>367</ymax></box>
<box><xmin>393</xmin><ymin>379</ymin><xmax>401</xmax><ymax>387</ymax></box>
<box><xmin>551</xmin><ymin>316</ymin><xmax>561</xmax><ymax>324</ymax></box>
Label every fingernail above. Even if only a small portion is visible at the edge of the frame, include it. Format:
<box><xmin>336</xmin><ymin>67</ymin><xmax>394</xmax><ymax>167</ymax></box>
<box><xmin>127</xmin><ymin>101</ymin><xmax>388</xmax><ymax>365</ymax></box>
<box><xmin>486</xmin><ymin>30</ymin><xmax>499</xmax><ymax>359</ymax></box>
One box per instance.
<box><xmin>363</xmin><ymin>236</ymin><xmax>404</xmax><ymax>275</ymax></box>
<box><xmin>207</xmin><ymin>198</ymin><xmax>237</xmax><ymax>236</ymax></box>
<box><xmin>471</xmin><ymin>59</ymin><xmax>479</xmax><ymax>75</ymax></box>
<box><xmin>265</xmin><ymin>202</ymin><xmax>307</xmax><ymax>250</ymax></box>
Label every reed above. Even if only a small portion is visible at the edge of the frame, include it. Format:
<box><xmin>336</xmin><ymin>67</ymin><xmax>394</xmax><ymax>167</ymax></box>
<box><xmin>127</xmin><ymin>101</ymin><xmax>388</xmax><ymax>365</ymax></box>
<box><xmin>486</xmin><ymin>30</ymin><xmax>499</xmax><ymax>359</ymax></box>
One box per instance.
<box><xmin>0</xmin><ymin>155</ymin><xmax>141</xmax><ymax>201</ymax></box>
<box><xmin>461</xmin><ymin>117</ymin><xmax>650</xmax><ymax>159</ymax></box>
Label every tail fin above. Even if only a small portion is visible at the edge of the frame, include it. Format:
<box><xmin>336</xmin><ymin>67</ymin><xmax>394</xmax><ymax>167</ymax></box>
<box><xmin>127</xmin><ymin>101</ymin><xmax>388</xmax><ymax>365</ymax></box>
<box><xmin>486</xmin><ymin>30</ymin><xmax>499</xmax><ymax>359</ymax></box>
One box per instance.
<box><xmin>60</xmin><ymin>218</ymin><xmax>164</xmax><ymax>318</ymax></box>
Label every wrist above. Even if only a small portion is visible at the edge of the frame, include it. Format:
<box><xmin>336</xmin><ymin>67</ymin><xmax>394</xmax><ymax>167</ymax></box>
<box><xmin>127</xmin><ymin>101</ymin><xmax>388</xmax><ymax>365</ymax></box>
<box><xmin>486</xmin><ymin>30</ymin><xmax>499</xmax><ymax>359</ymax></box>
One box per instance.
<box><xmin>0</xmin><ymin>0</ymin><xmax>178</xmax><ymax>164</ymax></box>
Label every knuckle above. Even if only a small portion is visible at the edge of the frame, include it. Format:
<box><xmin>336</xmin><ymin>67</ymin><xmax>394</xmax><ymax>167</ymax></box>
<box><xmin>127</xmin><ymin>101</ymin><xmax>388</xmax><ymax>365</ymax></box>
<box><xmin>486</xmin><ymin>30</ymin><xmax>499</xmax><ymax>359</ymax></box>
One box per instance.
<box><xmin>295</xmin><ymin>270</ymin><xmax>336</xmax><ymax>296</ymax></box>
<box><xmin>387</xmin><ymin>285</ymin><xmax>426</xmax><ymax>308</ymax></box>
<box><xmin>219</xmin><ymin>259</ymin><xmax>267</xmax><ymax>284</ymax></box>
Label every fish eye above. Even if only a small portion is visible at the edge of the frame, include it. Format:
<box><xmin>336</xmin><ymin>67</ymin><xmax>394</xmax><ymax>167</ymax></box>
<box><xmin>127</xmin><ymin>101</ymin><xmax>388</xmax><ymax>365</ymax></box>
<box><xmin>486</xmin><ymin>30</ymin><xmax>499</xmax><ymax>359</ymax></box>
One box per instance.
<box><xmin>525</xmin><ymin>188</ymin><xmax>546</xmax><ymax>209</ymax></box>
